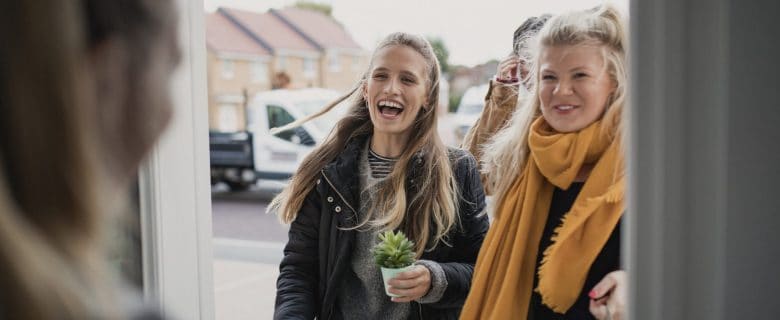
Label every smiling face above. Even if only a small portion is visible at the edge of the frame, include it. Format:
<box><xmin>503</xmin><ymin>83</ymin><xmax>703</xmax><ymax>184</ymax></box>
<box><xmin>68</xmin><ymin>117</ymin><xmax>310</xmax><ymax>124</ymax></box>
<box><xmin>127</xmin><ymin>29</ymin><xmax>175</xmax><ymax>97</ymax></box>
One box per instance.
<box><xmin>363</xmin><ymin>45</ymin><xmax>430</xmax><ymax>140</ymax></box>
<box><xmin>538</xmin><ymin>44</ymin><xmax>615</xmax><ymax>133</ymax></box>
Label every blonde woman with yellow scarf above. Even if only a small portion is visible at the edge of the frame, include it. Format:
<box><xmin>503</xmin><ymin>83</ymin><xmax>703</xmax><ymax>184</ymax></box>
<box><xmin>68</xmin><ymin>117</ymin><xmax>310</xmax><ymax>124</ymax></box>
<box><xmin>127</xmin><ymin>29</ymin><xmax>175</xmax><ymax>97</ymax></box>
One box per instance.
<box><xmin>461</xmin><ymin>5</ymin><xmax>628</xmax><ymax>320</ymax></box>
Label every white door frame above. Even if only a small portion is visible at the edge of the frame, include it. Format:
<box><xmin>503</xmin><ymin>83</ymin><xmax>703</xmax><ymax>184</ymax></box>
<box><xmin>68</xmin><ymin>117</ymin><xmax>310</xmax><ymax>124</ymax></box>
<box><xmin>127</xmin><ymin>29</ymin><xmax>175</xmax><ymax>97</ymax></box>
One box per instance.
<box><xmin>137</xmin><ymin>0</ymin><xmax>214</xmax><ymax>319</ymax></box>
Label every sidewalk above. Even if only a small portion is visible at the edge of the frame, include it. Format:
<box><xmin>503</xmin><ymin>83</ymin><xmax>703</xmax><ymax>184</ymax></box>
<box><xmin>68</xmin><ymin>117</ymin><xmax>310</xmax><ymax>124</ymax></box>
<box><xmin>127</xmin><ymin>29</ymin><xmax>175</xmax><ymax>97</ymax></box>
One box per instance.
<box><xmin>213</xmin><ymin>238</ymin><xmax>283</xmax><ymax>319</ymax></box>
<box><xmin>214</xmin><ymin>259</ymin><xmax>278</xmax><ymax>319</ymax></box>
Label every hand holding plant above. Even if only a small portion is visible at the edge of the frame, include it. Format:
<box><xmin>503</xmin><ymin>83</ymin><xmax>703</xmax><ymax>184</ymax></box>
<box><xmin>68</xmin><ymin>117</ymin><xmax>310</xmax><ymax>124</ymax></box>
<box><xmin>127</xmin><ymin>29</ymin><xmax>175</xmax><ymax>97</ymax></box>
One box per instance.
<box><xmin>371</xmin><ymin>230</ymin><xmax>417</xmax><ymax>297</ymax></box>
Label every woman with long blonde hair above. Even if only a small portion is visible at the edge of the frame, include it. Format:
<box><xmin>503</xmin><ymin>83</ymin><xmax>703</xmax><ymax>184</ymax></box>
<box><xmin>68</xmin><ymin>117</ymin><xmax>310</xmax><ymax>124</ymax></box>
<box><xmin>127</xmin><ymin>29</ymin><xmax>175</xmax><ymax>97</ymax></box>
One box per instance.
<box><xmin>271</xmin><ymin>32</ymin><xmax>489</xmax><ymax>319</ymax></box>
<box><xmin>462</xmin><ymin>5</ymin><xmax>629</xmax><ymax>320</ymax></box>
<box><xmin>0</xmin><ymin>0</ymin><xmax>179</xmax><ymax>318</ymax></box>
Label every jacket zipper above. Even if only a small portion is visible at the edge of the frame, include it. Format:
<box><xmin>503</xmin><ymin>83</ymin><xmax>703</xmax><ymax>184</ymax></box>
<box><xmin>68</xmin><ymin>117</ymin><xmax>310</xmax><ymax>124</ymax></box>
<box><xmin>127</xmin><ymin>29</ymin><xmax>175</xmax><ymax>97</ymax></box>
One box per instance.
<box><xmin>320</xmin><ymin>170</ymin><xmax>358</xmax><ymax>214</ymax></box>
<box><xmin>418</xmin><ymin>302</ymin><xmax>424</xmax><ymax>319</ymax></box>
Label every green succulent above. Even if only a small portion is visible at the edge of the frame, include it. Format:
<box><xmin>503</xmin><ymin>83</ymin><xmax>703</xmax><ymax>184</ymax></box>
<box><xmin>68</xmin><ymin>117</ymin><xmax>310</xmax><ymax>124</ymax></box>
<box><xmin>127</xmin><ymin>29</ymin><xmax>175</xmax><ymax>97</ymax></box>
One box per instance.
<box><xmin>371</xmin><ymin>230</ymin><xmax>416</xmax><ymax>269</ymax></box>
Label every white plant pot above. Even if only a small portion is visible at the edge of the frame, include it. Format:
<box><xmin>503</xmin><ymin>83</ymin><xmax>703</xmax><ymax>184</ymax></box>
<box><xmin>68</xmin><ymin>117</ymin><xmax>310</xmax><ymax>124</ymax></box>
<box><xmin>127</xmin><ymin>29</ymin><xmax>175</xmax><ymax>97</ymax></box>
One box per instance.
<box><xmin>380</xmin><ymin>264</ymin><xmax>416</xmax><ymax>297</ymax></box>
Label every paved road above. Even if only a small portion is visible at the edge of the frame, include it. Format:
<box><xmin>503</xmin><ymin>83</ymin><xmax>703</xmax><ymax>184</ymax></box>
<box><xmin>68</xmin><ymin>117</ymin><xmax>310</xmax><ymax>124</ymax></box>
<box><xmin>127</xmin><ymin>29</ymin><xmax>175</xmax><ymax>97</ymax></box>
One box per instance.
<box><xmin>211</xmin><ymin>180</ymin><xmax>289</xmax><ymax>260</ymax></box>
<box><xmin>211</xmin><ymin>193</ymin><xmax>288</xmax><ymax>243</ymax></box>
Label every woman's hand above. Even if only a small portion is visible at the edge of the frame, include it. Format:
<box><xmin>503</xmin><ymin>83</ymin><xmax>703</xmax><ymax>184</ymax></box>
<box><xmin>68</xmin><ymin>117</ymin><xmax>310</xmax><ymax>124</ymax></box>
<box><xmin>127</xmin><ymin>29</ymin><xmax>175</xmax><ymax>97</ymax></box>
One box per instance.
<box><xmin>496</xmin><ymin>55</ymin><xmax>520</xmax><ymax>82</ymax></box>
<box><xmin>387</xmin><ymin>265</ymin><xmax>431</xmax><ymax>303</ymax></box>
<box><xmin>589</xmin><ymin>270</ymin><xmax>627</xmax><ymax>320</ymax></box>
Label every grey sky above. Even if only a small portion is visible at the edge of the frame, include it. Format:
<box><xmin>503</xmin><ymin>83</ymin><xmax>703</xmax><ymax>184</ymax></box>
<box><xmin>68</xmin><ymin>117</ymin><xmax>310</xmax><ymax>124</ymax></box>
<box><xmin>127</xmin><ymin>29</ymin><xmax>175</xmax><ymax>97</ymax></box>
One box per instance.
<box><xmin>203</xmin><ymin>0</ymin><xmax>627</xmax><ymax>67</ymax></box>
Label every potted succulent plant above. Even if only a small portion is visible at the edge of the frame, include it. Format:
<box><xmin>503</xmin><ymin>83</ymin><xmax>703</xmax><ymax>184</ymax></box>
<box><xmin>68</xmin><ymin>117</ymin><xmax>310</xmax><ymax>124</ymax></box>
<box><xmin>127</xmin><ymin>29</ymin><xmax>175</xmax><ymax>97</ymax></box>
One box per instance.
<box><xmin>371</xmin><ymin>230</ymin><xmax>416</xmax><ymax>297</ymax></box>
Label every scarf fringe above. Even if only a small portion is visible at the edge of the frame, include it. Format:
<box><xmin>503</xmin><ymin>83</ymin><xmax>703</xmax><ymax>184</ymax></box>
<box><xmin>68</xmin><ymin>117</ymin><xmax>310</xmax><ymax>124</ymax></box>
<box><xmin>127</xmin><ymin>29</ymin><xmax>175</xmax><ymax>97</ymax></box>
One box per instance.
<box><xmin>536</xmin><ymin>210</ymin><xmax>575</xmax><ymax>313</ymax></box>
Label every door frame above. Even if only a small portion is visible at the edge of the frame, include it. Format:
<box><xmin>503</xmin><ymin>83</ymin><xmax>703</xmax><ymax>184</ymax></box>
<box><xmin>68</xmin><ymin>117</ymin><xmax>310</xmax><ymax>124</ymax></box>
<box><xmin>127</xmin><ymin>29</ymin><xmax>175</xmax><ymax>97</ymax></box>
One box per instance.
<box><xmin>137</xmin><ymin>0</ymin><xmax>214</xmax><ymax>318</ymax></box>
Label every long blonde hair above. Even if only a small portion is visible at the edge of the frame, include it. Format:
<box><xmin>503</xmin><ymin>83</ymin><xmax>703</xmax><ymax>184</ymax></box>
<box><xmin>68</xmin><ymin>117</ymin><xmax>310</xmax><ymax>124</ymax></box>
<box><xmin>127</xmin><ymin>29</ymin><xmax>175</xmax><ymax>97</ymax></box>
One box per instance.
<box><xmin>0</xmin><ymin>0</ymin><xmax>177</xmax><ymax>318</ymax></box>
<box><xmin>268</xmin><ymin>32</ymin><xmax>459</xmax><ymax>257</ymax></box>
<box><xmin>483</xmin><ymin>5</ymin><xmax>628</xmax><ymax>207</ymax></box>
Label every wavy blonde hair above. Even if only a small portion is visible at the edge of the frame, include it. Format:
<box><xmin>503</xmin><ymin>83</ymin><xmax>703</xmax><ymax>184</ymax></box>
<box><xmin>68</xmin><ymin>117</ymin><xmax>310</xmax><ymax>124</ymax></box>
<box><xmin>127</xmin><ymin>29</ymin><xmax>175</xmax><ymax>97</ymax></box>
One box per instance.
<box><xmin>268</xmin><ymin>32</ymin><xmax>459</xmax><ymax>257</ymax></box>
<box><xmin>483</xmin><ymin>5</ymin><xmax>628</xmax><ymax>207</ymax></box>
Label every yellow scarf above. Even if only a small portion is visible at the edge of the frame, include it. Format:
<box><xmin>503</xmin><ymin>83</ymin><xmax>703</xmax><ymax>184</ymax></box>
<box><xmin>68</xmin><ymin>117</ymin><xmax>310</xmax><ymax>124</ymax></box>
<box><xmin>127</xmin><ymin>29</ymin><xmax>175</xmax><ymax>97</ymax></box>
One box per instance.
<box><xmin>461</xmin><ymin>118</ymin><xmax>625</xmax><ymax>319</ymax></box>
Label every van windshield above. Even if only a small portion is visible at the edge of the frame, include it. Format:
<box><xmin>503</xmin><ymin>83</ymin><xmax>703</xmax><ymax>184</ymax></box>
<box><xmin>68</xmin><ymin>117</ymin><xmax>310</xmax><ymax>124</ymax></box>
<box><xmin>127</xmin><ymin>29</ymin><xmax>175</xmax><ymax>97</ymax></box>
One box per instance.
<box><xmin>295</xmin><ymin>100</ymin><xmax>346</xmax><ymax>133</ymax></box>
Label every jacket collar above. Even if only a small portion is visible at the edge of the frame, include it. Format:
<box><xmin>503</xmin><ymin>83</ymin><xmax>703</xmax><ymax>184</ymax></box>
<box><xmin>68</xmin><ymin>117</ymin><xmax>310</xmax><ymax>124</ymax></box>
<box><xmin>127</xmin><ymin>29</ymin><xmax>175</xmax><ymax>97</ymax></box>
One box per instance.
<box><xmin>321</xmin><ymin>134</ymin><xmax>427</xmax><ymax>210</ymax></box>
<box><xmin>321</xmin><ymin>134</ymin><xmax>368</xmax><ymax>212</ymax></box>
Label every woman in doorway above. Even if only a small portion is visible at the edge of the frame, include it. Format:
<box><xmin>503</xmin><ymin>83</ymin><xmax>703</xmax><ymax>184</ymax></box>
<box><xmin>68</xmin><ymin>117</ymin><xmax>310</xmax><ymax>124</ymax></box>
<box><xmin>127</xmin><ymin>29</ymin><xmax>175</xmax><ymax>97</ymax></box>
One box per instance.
<box><xmin>462</xmin><ymin>5</ymin><xmax>629</xmax><ymax>320</ymax></box>
<box><xmin>0</xmin><ymin>0</ymin><xmax>179</xmax><ymax>318</ymax></box>
<box><xmin>271</xmin><ymin>32</ymin><xmax>489</xmax><ymax>320</ymax></box>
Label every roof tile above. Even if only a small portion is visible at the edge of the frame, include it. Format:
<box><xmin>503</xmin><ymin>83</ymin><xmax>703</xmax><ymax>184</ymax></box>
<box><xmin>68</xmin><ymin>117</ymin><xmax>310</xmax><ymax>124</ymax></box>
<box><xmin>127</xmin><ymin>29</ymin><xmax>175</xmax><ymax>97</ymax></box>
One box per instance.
<box><xmin>275</xmin><ymin>7</ymin><xmax>363</xmax><ymax>50</ymax></box>
<box><xmin>221</xmin><ymin>8</ymin><xmax>319</xmax><ymax>53</ymax></box>
<box><xmin>205</xmin><ymin>12</ymin><xmax>270</xmax><ymax>56</ymax></box>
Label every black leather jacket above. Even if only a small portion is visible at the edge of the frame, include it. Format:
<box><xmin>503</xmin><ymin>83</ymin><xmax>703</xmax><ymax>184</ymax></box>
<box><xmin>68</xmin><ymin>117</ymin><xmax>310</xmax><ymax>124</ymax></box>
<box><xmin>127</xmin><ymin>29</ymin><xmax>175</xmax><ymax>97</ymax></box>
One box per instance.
<box><xmin>274</xmin><ymin>135</ymin><xmax>489</xmax><ymax>320</ymax></box>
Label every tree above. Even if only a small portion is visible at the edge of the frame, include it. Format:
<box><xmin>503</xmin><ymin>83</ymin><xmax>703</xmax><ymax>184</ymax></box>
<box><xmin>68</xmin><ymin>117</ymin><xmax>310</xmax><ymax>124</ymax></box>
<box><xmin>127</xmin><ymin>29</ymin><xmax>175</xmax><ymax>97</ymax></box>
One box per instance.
<box><xmin>294</xmin><ymin>1</ymin><xmax>332</xmax><ymax>17</ymax></box>
<box><xmin>427</xmin><ymin>37</ymin><xmax>450</xmax><ymax>74</ymax></box>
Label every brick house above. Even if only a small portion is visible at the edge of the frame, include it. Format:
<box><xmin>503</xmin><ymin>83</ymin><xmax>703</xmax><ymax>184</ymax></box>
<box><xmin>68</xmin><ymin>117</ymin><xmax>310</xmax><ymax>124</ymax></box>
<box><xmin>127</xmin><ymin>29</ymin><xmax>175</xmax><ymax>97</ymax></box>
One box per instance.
<box><xmin>269</xmin><ymin>8</ymin><xmax>367</xmax><ymax>92</ymax></box>
<box><xmin>205</xmin><ymin>12</ymin><xmax>272</xmax><ymax>132</ymax></box>
<box><xmin>205</xmin><ymin>7</ymin><xmax>368</xmax><ymax>132</ymax></box>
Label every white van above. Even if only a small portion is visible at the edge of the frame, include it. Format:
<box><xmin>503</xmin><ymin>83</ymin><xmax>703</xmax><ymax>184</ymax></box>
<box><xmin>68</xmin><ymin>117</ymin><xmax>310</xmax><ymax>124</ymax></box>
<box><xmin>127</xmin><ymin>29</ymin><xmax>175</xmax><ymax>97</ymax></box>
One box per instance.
<box><xmin>453</xmin><ymin>83</ymin><xmax>489</xmax><ymax>142</ymax></box>
<box><xmin>245</xmin><ymin>88</ymin><xmax>347</xmax><ymax>181</ymax></box>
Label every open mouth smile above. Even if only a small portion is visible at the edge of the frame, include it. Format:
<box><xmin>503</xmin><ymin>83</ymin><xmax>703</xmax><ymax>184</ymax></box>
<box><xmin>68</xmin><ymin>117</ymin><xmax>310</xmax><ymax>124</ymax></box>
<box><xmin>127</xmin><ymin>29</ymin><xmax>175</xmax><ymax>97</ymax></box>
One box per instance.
<box><xmin>377</xmin><ymin>99</ymin><xmax>404</xmax><ymax>118</ymax></box>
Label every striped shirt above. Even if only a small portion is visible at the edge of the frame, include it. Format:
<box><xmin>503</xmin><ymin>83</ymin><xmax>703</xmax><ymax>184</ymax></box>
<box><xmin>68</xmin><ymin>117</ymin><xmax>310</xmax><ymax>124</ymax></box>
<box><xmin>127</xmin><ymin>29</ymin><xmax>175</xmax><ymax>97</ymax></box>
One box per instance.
<box><xmin>367</xmin><ymin>148</ymin><xmax>397</xmax><ymax>179</ymax></box>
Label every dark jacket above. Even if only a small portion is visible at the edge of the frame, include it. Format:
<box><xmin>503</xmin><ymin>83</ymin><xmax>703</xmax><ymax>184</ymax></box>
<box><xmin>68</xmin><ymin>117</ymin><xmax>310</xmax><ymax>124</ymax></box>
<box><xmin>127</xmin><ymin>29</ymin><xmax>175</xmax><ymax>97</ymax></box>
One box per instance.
<box><xmin>274</xmin><ymin>135</ymin><xmax>489</xmax><ymax>320</ymax></box>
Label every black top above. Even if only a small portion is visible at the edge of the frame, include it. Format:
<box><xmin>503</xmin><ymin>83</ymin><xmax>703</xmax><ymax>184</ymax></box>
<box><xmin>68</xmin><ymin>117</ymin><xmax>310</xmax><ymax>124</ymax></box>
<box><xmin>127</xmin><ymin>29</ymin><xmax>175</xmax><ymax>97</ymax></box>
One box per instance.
<box><xmin>529</xmin><ymin>182</ymin><xmax>622</xmax><ymax>320</ymax></box>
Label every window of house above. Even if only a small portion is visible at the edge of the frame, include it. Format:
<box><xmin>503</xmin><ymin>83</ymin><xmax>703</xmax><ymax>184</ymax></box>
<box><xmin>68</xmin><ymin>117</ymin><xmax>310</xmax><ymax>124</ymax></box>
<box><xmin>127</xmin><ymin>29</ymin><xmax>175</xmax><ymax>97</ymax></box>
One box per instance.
<box><xmin>303</xmin><ymin>58</ymin><xmax>316</xmax><ymax>79</ymax></box>
<box><xmin>218</xmin><ymin>104</ymin><xmax>239</xmax><ymax>132</ymax></box>
<box><xmin>329</xmin><ymin>52</ymin><xmax>340</xmax><ymax>72</ymax></box>
<box><xmin>276</xmin><ymin>56</ymin><xmax>286</xmax><ymax>71</ymax></box>
<box><xmin>251</xmin><ymin>61</ymin><xmax>268</xmax><ymax>83</ymax></box>
<box><xmin>221</xmin><ymin>59</ymin><xmax>234</xmax><ymax>79</ymax></box>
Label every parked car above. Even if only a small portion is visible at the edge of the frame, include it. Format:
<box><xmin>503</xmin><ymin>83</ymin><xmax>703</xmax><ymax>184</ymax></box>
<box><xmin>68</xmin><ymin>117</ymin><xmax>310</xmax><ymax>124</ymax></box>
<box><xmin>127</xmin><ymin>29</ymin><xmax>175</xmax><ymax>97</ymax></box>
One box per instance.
<box><xmin>453</xmin><ymin>83</ymin><xmax>489</xmax><ymax>142</ymax></box>
<box><xmin>210</xmin><ymin>88</ymin><xmax>347</xmax><ymax>191</ymax></box>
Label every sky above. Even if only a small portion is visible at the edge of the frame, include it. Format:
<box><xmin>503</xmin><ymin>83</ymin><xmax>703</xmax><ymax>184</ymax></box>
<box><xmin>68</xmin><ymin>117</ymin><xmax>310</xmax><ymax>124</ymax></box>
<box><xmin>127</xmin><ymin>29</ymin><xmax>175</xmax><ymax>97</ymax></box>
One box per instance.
<box><xmin>203</xmin><ymin>0</ymin><xmax>628</xmax><ymax>67</ymax></box>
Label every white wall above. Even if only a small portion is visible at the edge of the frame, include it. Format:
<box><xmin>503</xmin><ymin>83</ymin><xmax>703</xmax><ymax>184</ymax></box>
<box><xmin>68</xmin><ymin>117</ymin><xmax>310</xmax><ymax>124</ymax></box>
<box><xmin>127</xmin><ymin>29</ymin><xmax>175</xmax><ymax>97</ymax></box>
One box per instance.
<box><xmin>138</xmin><ymin>0</ymin><xmax>215</xmax><ymax>318</ymax></box>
